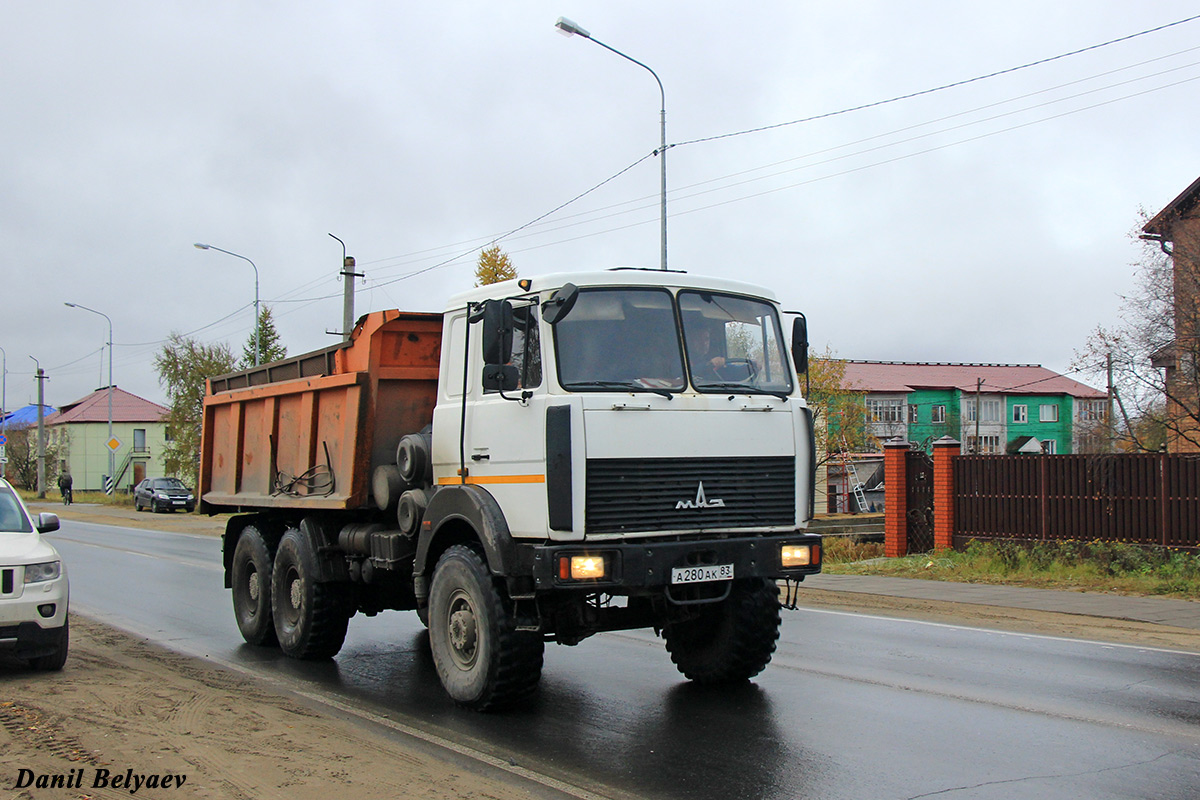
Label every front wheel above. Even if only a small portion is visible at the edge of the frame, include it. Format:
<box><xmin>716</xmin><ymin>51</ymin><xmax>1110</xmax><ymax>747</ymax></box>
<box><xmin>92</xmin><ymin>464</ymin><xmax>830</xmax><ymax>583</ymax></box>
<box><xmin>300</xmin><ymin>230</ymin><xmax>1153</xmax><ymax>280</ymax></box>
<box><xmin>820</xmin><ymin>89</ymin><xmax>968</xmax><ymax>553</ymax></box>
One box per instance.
<box><xmin>231</xmin><ymin>525</ymin><xmax>277</xmax><ymax>646</ymax></box>
<box><xmin>271</xmin><ymin>528</ymin><xmax>350</xmax><ymax>659</ymax></box>
<box><xmin>663</xmin><ymin>578</ymin><xmax>781</xmax><ymax>684</ymax></box>
<box><xmin>428</xmin><ymin>545</ymin><xmax>543</xmax><ymax>710</ymax></box>
<box><xmin>28</xmin><ymin>619</ymin><xmax>69</xmax><ymax>671</ymax></box>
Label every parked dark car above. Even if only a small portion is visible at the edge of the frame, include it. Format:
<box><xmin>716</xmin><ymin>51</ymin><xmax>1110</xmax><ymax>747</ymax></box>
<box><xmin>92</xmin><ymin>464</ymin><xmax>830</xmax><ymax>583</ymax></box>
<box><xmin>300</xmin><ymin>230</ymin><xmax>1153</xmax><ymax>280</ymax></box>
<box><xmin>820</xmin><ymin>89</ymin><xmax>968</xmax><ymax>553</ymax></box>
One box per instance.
<box><xmin>133</xmin><ymin>478</ymin><xmax>196</xmax><ymax>513</ymax></box>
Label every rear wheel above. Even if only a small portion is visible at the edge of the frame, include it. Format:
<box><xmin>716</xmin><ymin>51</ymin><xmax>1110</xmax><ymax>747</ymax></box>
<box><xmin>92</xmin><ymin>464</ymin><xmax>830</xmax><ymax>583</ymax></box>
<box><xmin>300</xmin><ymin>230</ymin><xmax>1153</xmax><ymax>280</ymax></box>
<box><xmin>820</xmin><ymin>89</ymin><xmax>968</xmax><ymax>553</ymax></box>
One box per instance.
<box><xmin>271</xmin><ymin>528</ymin><xmax>349</xmax><ymax>659</ymax></box>
<box><xmin>428</xmin><ymin>545</ymin><xmax>543</xmax><ymax>710</ymax></box>
<box><xmin>231</xmin><ymin>526</ymin><xmax>277</xmax><ymax>646</ymax></box>
<box><xmin>663</xmin><ymin>578</ymin><xmax>781</xmax><ymax>684</ymax></box>
<box><xmin>28</xmin><ymin>619</ymin><xmax>69</xmax><ymax>672</ymax></box>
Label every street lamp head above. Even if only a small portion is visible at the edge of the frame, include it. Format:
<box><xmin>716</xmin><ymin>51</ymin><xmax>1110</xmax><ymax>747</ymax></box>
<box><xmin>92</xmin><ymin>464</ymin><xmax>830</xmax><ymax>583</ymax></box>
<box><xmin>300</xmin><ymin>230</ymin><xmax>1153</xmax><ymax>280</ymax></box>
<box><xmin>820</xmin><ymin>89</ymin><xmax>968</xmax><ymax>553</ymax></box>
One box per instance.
<box><xmin>555</xmin><ymin>17</ymin><xmax>590</xmax><ymax>38</ymax></box>
<box><xmin>193</xmin><ymin>243</ymin><xmax>210</xmax><ymax>250</ymax></box>
<box><xmin>64</xmin><ymin>302</ymin><xmax>77</xmax><ymax>308</ymax></box>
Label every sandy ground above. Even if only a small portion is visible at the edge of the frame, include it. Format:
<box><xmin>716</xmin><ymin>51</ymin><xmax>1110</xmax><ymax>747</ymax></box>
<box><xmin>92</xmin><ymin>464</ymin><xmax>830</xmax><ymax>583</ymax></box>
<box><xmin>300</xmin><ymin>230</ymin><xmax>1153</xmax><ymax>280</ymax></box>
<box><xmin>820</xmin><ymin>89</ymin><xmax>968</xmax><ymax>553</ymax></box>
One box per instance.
<box><xmin>4</xmin><ymin>503</ymin><xmax>1198</xmax><ymax>799</ymax></box>
<box><xmin>1</xmin><ymin>617</ymin><xmax>548</xmax><ymax>800</ymax></box>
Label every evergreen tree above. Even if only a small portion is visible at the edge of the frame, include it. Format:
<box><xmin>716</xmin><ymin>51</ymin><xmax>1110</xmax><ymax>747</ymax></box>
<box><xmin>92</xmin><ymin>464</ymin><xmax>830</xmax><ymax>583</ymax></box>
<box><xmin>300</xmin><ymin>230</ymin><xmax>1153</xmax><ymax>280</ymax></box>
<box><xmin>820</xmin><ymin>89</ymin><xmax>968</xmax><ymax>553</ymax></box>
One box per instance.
<box><xmin>240</xmin><ymin>305</ymin><xmax>288</xmax><ymax>368</ymax></box>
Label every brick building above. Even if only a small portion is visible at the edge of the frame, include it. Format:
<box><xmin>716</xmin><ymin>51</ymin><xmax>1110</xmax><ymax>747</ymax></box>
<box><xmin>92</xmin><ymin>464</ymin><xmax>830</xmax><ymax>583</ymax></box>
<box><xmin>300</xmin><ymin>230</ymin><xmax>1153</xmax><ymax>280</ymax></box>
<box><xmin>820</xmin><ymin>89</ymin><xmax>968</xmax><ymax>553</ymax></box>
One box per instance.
<box><xmin>1142</xmin><ymin>175</ymin><xmax>1200</xmax><ymax>454</ymax></box>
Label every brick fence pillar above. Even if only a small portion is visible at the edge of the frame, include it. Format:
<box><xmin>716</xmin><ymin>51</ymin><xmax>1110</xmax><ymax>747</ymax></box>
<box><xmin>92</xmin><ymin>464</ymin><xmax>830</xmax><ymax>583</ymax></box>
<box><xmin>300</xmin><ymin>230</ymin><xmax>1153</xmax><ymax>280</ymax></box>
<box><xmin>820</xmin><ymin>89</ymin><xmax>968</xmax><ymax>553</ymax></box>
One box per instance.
<box><xmin>932</xmin><ymin>436</ymin><xmax>960</xmax><ymax>551</ymax></box>
<box><xmin>883</xmin><ymin>439</ymin><xmax>910</xmax><ymax>558</ymax></box>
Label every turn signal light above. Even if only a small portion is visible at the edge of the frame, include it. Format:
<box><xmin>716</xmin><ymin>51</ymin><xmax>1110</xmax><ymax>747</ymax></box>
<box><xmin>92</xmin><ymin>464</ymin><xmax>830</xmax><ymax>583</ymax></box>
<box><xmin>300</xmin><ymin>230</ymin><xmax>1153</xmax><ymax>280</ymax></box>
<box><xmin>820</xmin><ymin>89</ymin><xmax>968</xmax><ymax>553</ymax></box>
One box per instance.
<box><xmin>781</xmin><ymin>544</ymin><xmax>814</xmax><ymax>567</ymax></box>
<box><xmin>558</xmin><ymin>555</ymin><xmax>607</xmax><ymax>581</ymax></box>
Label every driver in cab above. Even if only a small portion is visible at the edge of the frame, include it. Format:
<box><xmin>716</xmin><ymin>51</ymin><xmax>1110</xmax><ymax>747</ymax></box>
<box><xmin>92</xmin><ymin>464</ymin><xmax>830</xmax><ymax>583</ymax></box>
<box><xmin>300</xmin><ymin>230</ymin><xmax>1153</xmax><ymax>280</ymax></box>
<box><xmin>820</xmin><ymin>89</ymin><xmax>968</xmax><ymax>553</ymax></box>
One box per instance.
<box><xmin>687</xmin><ymin>326</ymin><xmax>726</xmax><ymax>380</ymax></box>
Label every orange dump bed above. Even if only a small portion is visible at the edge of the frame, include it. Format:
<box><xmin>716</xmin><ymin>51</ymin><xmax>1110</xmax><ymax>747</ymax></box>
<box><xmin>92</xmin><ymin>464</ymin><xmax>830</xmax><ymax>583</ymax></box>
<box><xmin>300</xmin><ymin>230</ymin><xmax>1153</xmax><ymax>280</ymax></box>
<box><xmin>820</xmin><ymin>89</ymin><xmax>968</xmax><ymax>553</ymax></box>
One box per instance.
<box><xmin>199</xmin><ymin>310</ymin><xmax>442</xmax><ymax>513</ymax></box>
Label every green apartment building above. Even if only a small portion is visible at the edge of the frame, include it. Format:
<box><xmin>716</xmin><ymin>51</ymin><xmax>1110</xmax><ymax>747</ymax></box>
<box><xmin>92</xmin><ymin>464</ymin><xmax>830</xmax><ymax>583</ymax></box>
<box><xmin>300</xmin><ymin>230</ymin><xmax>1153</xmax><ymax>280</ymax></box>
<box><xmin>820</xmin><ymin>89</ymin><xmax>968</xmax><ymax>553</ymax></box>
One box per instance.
<box><xmin>843</xmin><ymin>362</ymin><xmax>1107</xmax><ymax>454</ymax></box>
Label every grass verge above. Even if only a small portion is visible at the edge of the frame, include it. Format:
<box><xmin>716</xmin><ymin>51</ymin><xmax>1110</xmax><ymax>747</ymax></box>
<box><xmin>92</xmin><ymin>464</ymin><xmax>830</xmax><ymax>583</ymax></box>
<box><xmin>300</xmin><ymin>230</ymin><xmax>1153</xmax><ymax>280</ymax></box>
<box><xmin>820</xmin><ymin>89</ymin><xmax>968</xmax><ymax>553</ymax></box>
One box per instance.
<box><xmin>16</xmin><ymin>487</ymin><xmax>135</xmax><ymax>508</ymax></box>
<box><xmin>823</xmin><ymin>536</ymin><xmax>1200</xmax><ymax>600</ymax></box>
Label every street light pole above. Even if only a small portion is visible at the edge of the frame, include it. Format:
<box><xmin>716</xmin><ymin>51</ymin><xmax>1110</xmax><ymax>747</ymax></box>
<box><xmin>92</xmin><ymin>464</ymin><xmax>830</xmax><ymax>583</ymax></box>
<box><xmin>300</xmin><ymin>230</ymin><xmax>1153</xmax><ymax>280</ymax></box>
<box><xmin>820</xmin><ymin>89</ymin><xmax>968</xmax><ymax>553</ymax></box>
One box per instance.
<box><xmin>65</xmin><ymin>302</ymin><xmax>114</xmax><ymax>492</ymax></box>
<box><xmin>556</xmin><ymin>17</ymin><xmax>668</xmax><ymax>270</ymax></box>
<box><xmin>0</xmin><ymin>345</ymin><xmax>6</xmax><ymax>436</ymax></box>
<box><xmin>194</xmin><ymin>243</ymin><xmax>261</xmax><ymax>365</ymax></box>
<box><xmin>29</xmin><ymin>356</ymin><xmax>46</xmax><ymax>498</ymax></box>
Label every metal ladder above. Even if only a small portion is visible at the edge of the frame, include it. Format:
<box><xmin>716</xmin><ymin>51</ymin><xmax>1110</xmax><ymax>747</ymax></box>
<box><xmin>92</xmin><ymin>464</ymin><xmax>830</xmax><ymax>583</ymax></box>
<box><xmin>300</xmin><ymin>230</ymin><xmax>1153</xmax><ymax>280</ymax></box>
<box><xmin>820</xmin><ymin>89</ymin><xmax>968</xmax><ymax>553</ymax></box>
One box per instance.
<box><xmin>838</xmin><ymin>435</ymin><xmax>869</xmax><ymax>513</ymax></box>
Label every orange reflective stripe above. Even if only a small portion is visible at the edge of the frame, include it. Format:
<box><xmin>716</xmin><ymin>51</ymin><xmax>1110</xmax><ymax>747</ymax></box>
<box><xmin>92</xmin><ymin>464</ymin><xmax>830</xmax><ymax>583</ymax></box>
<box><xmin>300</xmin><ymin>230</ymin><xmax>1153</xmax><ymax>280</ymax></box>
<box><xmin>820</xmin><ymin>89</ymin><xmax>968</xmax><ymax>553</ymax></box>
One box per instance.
<box><xmin>437</xmin><ymin>474</ymin><xmax>546</xmax><ymax>486</ymax></box>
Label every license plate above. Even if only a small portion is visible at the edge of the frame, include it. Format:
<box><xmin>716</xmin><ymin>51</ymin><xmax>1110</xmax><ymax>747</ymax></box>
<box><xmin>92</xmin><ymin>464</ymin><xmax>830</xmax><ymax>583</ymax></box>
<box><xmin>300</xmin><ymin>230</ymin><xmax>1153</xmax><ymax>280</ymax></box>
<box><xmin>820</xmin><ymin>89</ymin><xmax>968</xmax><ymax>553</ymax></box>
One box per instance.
<box><xmin>172</xmin><ymin>500</ymin><xmax>186</xmax><ymax>505</ymax></box>
<box><xmin>671</xmin><ymin>564</ymin><xmax>734</xmax><ymax>585</ymax></box>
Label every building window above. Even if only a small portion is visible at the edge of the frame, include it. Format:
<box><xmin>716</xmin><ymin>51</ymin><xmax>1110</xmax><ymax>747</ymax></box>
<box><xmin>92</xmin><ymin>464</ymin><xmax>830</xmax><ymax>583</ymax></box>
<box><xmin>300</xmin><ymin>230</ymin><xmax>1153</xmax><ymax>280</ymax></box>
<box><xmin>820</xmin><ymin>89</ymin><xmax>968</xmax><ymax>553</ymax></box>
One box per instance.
<box><xmin>1013</xmin><ymin>404</ymin><xmax>1027</xmax><ymax>423</ymax></box>
<box><xmin>967</xmin><ymin>435</ymin><xmax>1002</xmax><ymax>454</ymax></box>
<box><xmin>931</xmin><ymin>405</ymin><xmax>946</xmax><ymax>424</ymax></box>
<box><xmin>908</xmin><ymin>404</ymin><xmax>919</xmax><ymax>424</ymax></box>
<box><xmin>965</xmin><ymin>398</ymin><xmax>1001</xmax><ymax>423</ymax></box>
<box><xmin>1041</xmin><ymin>439</ymin><xmax>1057</xmax><ymax>454</ymax></box>
<box><xmin>867</xmin><ymin>398</ymin><xmax>904</xmax><ymax>424</ymax></box>
<box><xmin>1040</xmin><ymin>404</ymin><xmax>1059</xmax><ymax>423</ymax></box>
<box><xmin>1077</xmin><ymin>400</ymin><xmax>1106</xmax><ymax>421</ymax></box>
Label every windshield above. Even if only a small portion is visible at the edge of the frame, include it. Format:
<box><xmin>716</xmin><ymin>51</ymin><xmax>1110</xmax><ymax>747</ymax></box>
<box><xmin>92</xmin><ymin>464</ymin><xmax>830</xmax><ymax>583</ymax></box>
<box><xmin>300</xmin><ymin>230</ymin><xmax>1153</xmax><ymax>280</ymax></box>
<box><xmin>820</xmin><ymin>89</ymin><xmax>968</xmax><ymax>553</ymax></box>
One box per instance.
<box><xmin>0</xmin><ymin>487</ymin><xmax>33</xmax><ymax>533</ymax></box>
<box><xmin>679</xmin><ymin>291</ymin><xmax>793</xmax><ymax>394</ymax></box>
<box><xmin>152</xmin><ymin>478</ymin><xmax>188</xmax><ymax>490</ymax></box>
<box><xmin>554</xmin><ymin>288</ymin><xmax>686</xmax><ymax>393</ymax></box>
<box><xmin>551</xmin><ymin>286</ymin><xmax>793</xmax><ymax>396</ymax></box>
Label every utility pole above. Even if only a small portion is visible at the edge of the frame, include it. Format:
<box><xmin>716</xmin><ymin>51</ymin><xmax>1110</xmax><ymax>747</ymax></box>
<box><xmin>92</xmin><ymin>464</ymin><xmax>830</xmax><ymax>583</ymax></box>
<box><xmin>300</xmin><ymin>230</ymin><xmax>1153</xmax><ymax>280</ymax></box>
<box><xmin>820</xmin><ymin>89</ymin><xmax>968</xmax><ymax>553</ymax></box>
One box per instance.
<box><xmin>328</xmin><ymin>234</ymin><xmax>363</xmax><ymax>341</ymax></box>
<box><xmin>31</xmin><ymin>357</ymin><xmax>46</xmax><ymax>498</ymax></box>
<box><xmin>1106</xmin><ymin>352</ymin><xmax>1115</xmax><ymax>453</ymax></box>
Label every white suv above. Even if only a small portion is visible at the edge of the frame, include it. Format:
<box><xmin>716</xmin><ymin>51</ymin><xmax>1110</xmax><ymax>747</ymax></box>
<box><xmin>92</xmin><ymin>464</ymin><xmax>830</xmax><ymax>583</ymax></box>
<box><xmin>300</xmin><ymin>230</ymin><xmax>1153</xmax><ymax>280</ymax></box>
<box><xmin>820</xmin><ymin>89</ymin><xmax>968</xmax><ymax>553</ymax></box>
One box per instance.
<box><xmin>0</xmin><ymin>479</ymin><xmax>69</xmax><ymax>670</ymax></box>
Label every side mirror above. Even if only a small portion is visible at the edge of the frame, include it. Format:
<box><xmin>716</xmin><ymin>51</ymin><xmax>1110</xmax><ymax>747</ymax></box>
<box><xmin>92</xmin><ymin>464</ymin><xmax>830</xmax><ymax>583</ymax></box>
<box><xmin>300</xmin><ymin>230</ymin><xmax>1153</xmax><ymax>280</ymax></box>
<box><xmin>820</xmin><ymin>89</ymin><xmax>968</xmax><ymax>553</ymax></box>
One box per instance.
<box><xmin>37</xmin><ymin>513</ymin><xmax>60</xmax><ymax>534</ymax></box>
<box><xmin>482</xmin><ymin>364</ymin><xmax>519</xmax><ymax>393</ymax></box>
<box><xmin>479</xmin><ymin>300</ymin><xmax>514</xmax><ymax>366</ymax></box>
<box><xmin>791</xmin><ymin>314</ymin><xmax>809</xmax><ymax>374</ymax></box>
<box><xmin>541</xmin><ymin>283</ymin><xmax>579</xmax><ymax>325</ymax></box>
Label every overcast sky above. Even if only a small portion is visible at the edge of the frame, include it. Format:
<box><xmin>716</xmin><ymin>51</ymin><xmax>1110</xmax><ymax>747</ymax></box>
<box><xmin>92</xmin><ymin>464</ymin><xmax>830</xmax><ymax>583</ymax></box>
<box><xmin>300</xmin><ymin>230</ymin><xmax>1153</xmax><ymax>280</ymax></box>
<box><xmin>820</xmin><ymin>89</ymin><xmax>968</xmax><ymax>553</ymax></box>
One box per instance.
<box><xmin>3</xmin><ymin>1</ymin><xmax>1198</xmax><ymax>411</ymax></box>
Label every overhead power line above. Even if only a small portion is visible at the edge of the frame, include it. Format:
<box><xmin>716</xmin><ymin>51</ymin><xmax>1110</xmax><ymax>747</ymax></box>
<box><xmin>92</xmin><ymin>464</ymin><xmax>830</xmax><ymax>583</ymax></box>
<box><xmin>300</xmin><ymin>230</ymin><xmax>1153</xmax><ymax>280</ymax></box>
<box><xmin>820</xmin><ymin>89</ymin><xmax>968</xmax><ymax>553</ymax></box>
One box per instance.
<box><xmin>674</xmin><ymin>13</ymin><xmax>1200</xmax><ymax>149</ymax></box>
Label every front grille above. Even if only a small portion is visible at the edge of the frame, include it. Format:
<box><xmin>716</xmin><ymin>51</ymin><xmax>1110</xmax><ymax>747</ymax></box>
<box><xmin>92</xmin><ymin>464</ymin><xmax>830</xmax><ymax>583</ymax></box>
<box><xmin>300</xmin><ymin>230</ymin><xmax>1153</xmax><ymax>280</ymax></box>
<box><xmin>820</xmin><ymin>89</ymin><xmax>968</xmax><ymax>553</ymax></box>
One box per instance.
<box><xmin>585</xmin><ymin>456</ymin><xmax>795</xmax><ymax>534</ymax></box>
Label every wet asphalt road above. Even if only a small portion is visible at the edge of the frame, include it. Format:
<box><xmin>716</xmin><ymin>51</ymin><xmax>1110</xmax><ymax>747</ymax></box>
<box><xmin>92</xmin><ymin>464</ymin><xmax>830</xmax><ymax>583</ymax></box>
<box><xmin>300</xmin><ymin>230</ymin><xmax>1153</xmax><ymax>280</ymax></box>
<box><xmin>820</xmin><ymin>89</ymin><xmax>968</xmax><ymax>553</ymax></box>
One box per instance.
<box><xmin>50</xmin><ymin>519</ymin><xmax>1200</xmax><ymax>800</ymax></box>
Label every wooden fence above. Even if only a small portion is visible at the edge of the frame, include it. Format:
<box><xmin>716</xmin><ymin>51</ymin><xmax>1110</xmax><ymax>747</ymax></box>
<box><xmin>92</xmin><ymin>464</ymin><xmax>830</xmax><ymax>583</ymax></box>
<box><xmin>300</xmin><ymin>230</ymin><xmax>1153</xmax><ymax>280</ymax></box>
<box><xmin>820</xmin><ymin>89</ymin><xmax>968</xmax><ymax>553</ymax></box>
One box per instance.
<box><xmin>954</xmin><ymin>453</ymin><xmax>1200</xmax><ymax>549</ymax></box>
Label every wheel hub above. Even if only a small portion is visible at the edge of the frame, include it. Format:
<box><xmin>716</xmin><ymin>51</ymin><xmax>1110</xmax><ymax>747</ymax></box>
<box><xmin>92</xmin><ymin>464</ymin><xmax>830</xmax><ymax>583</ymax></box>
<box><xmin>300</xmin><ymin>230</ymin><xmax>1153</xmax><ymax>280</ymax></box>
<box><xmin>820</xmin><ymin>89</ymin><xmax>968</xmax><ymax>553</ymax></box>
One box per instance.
<box><xmin>289</xmin><ymin>577</ymin><xmax>302</xmax><ymax>610</ymax></box>
<box><xmin>447</xmin><ymin>595</ymin><xmax>478</xmax><ymax>668</ymax></box>
<box><xmin>248</xmin><ymin>571</ymin><xmax>260</xmax><ymax>603</ymax></box>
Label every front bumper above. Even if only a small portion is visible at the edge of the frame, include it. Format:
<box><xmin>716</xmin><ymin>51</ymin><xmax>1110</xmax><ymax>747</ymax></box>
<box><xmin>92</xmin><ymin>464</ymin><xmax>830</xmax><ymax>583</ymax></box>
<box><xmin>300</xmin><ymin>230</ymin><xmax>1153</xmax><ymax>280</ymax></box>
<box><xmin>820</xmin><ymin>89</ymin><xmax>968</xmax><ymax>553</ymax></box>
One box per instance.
<box><xmin>0</xmin><ymin>620</ymin><xmax>67</xmax><ymax>659</ymax></box>
<box><xmin>525</xmin><ymin>532</ymin><xmax>821</xmax><ymax>592</ymax></box>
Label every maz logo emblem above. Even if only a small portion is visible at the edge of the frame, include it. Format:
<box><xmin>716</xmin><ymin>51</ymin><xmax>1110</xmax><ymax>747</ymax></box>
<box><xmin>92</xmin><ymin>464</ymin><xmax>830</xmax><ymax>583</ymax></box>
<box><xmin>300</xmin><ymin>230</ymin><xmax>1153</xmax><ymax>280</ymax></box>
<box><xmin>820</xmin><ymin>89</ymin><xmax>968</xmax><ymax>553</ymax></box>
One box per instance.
<box><xmin>676</xmin><ymin>482</ymin><xmax>726</xmax><ymax>510</ymax></box>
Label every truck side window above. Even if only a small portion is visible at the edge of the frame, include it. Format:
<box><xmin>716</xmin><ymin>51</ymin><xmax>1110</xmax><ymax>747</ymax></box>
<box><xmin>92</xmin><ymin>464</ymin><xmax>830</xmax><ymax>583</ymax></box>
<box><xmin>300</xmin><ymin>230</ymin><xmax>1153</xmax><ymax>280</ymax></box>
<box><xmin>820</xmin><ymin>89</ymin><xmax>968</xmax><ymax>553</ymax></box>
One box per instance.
<box><xmin>483</xmin><ymin>304</ymin><xmax>541</xmax><ymax>394</ymax></box>
<box><xmin>511</xmin><ymin>305</ymin><xmax>542</xmax><ymax>389</ymax></box>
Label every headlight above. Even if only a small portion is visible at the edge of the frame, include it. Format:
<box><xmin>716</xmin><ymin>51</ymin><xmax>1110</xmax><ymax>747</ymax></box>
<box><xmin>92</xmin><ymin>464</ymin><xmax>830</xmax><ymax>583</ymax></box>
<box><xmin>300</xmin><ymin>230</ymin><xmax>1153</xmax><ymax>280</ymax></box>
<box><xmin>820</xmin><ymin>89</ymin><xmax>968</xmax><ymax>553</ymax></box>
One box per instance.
<box><xmin>781</xmin><ymin>543</ymin><xmax>819</xmax><ymax>568</ymax></box>
<box><xmin>24</xmin><ymin>561</ymin><xmax>61</xmax><ymax>583</ymax></box>
<box><xmin>155</xmin><ymin>492</ymin><xmax>168</xmax><ymax>500</ymax></box>
<box><xmin>557</xmin><ymin>554</ymin><xmax>608</xmax><ymax>581</ymax></box>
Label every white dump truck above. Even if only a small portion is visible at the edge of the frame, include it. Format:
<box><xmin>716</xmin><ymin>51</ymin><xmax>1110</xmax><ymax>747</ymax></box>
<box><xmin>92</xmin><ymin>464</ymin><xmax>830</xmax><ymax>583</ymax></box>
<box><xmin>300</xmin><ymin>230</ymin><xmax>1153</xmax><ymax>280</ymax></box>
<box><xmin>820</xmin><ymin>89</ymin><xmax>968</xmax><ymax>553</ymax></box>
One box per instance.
<box><xmin>200</xmin><ymin>268</ymin><xmax>821</xmax><ymax>709</ymax></box>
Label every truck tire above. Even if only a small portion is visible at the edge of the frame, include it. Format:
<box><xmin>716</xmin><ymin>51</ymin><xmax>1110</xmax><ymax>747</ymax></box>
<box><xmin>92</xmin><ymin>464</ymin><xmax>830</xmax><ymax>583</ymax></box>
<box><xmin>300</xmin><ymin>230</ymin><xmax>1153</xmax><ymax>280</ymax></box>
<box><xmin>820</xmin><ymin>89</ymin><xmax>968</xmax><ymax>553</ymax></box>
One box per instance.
<box><xmin>428</xmin><ymin>545</ymin><xmax>543</xmax><ymax>710</ymax></box>
<box><xmin>663</xmin><ymin>578</ymin><xmax>781</xmax><ymax>684</ymax></box>
<box><xmin>231</xmin><ymin>526</ymin><xmax>277</xmax><ymax>646</ymax></box>
<box><xmin>271</xmin><ymin>528</ymin><xmax>350</xmax><ymax>659</ymax></box>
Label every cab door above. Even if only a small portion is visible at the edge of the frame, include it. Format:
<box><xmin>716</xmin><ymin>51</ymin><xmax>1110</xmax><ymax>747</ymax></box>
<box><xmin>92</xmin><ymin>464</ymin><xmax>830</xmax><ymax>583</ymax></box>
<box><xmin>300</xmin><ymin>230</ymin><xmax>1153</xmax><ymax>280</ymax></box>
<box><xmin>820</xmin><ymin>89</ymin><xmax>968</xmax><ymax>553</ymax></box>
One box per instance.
<box><xmin>432</xmin><ymin>303</ymin><xmax>551</xmax><ymax>539</ymax></box>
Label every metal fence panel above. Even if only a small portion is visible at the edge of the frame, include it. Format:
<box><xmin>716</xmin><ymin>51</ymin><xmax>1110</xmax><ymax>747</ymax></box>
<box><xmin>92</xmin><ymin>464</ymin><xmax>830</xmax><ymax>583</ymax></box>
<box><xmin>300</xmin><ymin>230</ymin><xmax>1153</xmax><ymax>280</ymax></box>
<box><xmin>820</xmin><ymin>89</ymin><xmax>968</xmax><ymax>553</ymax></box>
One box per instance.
<box><xmin>953</xmin><ymin>454</ymin><xmax>1199</xmax><ymax>548</ymax></box>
